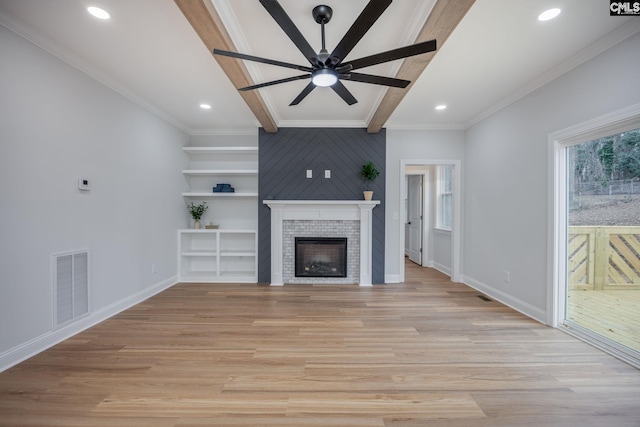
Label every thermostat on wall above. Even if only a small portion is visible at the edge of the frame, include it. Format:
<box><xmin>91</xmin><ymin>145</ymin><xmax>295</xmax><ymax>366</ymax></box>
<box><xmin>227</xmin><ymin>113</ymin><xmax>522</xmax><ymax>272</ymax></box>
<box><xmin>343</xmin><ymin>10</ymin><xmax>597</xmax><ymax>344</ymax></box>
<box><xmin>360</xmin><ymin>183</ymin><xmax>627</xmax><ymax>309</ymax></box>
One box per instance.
<box><xmin>78</xmin><ymin>178</ymin><xmax>91</xmax><ymax>191</ymax></box>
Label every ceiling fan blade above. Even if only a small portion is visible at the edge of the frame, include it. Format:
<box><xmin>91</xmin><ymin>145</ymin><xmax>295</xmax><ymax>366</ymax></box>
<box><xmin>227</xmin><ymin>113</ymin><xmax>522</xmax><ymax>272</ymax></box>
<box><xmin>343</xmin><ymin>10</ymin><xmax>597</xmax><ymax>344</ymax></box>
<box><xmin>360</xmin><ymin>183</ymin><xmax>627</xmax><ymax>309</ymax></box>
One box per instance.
<box><xmin>238</xmin><ymin>74</ymin><xmax>310</xmax><ymax>91</ymax></box>
<box><xmin>290</xmin><ymin>82</ymin><xmax>316</xmax><ymax>106</ymax></box>
<box><xmin>331</xmin><ymin>81</ymin><xmax>358</xmax><ymax>105</ymax></box>
<box><xmin>260</xmin><ymin>0</ymin><xmax>318</xmax><ymax>65</ymax></box>
<box><xmin>328</xmin><ymin>0</ymin><xmax>392</xmax><ymax>65</ymax></box>
<box><xmin>341</xmin><ymin>39</ymin><xmax>437</xmax><ymax>71</ymax></box>
<box><xmin>345</xmin><ymin>72</ymin><xmax>410</xmax><ymax>88</ymax></box>
<box><xmin>213</xmin><ymin>49</ymin><xmax>313</xmax><ymax>72</ymax></box>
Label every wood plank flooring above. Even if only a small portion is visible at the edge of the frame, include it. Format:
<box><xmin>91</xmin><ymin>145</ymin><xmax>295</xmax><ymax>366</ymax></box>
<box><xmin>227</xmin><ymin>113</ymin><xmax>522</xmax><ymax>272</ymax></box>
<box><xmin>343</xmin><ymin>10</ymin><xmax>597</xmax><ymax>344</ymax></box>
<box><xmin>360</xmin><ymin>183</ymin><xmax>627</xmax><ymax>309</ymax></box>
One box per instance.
<box><xmin>1</xmin><ymin>260</ymin><xmax>640</xmax><ymax>426</ymax></box>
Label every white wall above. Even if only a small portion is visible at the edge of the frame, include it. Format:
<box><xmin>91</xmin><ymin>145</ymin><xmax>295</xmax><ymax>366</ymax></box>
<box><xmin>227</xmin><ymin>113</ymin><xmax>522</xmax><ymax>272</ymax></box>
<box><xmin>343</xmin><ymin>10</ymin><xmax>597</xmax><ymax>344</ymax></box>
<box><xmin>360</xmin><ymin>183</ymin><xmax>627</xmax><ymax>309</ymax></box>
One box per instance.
<box><xmin>0</xmin><ymin>25</ymin><xmax>189</xmax><ymax>370</ymax></box>
<box><xmin>385</xmin><ymin>130</ymin><xmax>465</xmax><ymax>282</ymax></box>
<box><xmin>432</xmin><ymin>229</ymin><xmax>452</xmax><ymax>274</ymax></box>
<box><xmin>463</xmin><ymin>31</ymin><xmax>640</xmax><ymax>323</ymax></box>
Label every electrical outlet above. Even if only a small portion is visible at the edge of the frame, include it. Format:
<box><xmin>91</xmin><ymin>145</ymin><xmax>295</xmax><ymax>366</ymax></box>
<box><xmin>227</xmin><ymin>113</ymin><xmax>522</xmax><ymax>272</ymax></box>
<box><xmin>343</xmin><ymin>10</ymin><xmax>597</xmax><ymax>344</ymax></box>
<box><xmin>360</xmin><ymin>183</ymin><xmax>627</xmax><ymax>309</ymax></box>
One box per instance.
<box><xmin>306</xmin><ymin>169</ymin><xmax>312</xmax><ymax>179</ymax></box>
<box><xmin>504</xmin><ymin>270</ymin><xmax>510</xmax><ymax>283</ymax></box>
<box><xmin>325</xmin><ymin>170</ymin><xmax>331</xmax><ymax>178</ymax></box>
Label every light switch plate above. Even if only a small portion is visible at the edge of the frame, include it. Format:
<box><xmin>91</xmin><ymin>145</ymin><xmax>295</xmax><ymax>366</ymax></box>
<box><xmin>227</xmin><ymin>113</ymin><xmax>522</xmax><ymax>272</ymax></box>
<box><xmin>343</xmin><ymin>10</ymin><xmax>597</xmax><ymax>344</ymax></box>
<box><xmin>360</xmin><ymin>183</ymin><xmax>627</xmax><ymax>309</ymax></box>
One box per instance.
<box><xmin>78</xmin><ymin>178</ymin><xmax>91</xmax><ymax>191</ymax></box>
<box><xmin>306</xmin><ymin>169</ymin><xmax>312</xmax><ymax>178</ymax></box>
<box><xmin>325</xmin><ymin>170</ymin><xmax>331</xmax><ymax>178</ymax></box>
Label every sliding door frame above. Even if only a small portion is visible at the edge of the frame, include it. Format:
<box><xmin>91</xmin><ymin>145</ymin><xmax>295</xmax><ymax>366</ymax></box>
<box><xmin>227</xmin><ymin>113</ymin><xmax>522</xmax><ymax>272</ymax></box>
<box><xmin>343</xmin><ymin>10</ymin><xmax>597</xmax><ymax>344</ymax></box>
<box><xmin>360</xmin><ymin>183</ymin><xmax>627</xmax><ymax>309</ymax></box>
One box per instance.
<box><xmin>548</xmin><ymin>103</ymin><xmax>640</xmax><ymax>368</ymax></box>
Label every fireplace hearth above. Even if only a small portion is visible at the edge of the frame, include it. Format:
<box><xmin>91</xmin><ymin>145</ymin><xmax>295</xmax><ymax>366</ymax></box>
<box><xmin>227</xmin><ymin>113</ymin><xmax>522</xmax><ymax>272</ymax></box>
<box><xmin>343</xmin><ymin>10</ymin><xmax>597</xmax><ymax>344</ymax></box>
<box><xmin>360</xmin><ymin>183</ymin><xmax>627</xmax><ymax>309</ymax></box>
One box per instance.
<box><xmin>295</xmin><ymin>237</ymin><xmax>347</xmax><ymax>278</ymax></box>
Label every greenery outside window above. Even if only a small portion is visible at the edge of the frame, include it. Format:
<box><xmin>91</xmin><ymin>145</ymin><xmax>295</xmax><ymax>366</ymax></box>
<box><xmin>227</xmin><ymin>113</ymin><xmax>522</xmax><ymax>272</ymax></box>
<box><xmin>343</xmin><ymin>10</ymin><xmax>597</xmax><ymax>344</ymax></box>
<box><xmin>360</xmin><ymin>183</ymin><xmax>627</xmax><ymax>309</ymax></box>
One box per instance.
<box><xmin>437</xmin><ymin>165</ymin><xmax>452</xmax><ymax>230</ymax></box>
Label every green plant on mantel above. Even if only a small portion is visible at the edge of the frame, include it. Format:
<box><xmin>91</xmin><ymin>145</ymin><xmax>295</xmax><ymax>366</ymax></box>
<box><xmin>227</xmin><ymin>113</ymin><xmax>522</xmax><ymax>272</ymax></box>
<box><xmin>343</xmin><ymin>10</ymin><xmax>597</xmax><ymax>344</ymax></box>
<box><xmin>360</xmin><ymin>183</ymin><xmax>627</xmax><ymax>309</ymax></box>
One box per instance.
<box><xmin>360</xmin><ymin>161</ymin><xmax>381</xmax><ymax>190</ymax></box>
<box><xmin>187</xmin><ymin>201</ymin><xmax>208</xmax><ymax>220</ymax></box>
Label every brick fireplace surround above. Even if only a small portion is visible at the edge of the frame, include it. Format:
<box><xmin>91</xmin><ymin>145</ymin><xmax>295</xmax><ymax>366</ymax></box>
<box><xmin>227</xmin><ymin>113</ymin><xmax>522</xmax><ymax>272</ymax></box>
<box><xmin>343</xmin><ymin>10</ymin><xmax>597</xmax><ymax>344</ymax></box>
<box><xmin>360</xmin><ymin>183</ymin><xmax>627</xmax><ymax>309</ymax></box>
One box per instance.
<box><xmin>263</xmin><ymin>200</ymin><xmax>380</xmax><ymax>286</ymax></box>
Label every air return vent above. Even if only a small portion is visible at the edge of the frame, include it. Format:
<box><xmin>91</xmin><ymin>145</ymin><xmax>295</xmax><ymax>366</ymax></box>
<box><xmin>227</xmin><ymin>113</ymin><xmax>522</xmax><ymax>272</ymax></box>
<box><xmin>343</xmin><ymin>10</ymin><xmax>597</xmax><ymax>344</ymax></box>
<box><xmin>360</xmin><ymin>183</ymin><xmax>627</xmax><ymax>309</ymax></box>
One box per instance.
<box><xmin>53</xmin><ymin>250</ymin><xmax>89</xmax><ymax>328</ymax></box>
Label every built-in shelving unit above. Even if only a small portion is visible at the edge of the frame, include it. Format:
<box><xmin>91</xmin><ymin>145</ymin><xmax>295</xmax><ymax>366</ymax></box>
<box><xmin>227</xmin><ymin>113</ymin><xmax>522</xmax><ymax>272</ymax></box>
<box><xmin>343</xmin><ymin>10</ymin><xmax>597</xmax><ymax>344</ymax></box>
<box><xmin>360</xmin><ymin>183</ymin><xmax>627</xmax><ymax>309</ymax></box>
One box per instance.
<box><xmin>179</xmin><ymin>145</ymin><xmax>258</xmax><ymax>283</ymax></box>
<box><xmin>178</xmin><ymin>229</ymin><xmax>257</xmax><ymax>283</ymax></box>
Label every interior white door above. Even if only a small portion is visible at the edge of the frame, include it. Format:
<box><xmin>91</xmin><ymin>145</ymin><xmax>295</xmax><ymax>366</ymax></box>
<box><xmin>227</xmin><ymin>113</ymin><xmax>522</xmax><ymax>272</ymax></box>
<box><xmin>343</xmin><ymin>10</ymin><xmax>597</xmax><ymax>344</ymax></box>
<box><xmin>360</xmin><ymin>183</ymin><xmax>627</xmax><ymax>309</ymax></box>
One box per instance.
<box><xmin>407</xmin><ymin>175</ymin><xmax>422</xmax><ymax>265</ymax></box>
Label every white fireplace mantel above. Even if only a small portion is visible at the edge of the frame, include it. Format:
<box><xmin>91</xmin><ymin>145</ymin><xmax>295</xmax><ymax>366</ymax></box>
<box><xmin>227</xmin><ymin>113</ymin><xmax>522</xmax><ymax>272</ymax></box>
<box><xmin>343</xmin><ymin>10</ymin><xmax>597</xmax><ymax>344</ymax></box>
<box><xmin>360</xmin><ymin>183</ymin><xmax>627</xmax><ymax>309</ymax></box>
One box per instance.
<box><xmin>264</xmin><ymin>200</ymin><xmax>380</xmax><ymax>286</ymax></box>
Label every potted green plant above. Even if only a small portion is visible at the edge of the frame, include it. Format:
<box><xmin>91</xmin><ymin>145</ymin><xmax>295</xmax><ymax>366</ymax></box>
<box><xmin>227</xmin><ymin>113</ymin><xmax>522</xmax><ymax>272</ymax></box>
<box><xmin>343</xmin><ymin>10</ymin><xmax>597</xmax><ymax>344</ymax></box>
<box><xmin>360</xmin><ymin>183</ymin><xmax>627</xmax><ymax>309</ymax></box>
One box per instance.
<box><xmin>360</xmin><ymin>161</ymin><xmax>381</xmax><ymax>201</ymax></box>
<box><xmin>187</xmin><ymin>201</ymin><xmax>208</xmax><ymax>229</ymax></box>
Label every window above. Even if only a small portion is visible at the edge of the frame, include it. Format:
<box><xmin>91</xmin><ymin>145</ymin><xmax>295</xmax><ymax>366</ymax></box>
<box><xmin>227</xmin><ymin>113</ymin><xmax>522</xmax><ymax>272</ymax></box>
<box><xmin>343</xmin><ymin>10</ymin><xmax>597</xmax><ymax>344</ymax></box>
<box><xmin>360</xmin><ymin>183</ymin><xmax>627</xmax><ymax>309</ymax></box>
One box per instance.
<box><xmin>437</xmin><ymin>165</ymin><xmax>452</xmax><ymax>230</ymax></box>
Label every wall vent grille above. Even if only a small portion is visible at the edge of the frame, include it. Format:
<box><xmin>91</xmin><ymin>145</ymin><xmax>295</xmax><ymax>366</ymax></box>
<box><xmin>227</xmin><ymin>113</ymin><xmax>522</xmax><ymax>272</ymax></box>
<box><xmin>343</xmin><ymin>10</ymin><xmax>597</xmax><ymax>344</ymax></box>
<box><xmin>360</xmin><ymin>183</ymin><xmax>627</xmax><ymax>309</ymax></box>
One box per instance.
<box><xmin>53</xmin><ymin>250</ymin><xmax>89</xmax><ymax>328</ymax></box>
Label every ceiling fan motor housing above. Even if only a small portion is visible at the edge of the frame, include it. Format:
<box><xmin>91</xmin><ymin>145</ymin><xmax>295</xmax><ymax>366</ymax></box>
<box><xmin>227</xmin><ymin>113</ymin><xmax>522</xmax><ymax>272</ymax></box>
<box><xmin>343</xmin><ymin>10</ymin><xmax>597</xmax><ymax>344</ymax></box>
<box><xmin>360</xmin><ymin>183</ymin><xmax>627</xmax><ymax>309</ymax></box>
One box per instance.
<box><xmin>312</xmin><ymin>5</ymin><xmax>333</xmax><ymax>24</ymax></box>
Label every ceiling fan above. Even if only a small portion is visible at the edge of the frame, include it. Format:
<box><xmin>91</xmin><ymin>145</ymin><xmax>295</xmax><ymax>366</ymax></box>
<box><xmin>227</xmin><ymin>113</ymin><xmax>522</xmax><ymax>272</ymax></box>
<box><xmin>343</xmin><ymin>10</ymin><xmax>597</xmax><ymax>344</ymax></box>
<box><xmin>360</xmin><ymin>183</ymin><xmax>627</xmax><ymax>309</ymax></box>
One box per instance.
<box><xmin>213</xmin><ymin>0</ymin><xmax>437</xmax><ymax>106</ymax></box>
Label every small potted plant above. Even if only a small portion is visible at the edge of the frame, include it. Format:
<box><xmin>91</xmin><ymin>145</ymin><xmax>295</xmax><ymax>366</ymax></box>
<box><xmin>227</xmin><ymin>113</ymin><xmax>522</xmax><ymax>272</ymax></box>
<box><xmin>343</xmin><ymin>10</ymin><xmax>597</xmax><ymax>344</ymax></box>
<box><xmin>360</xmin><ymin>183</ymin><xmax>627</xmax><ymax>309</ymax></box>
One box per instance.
<box><xmin>187</xmin><ymin>201</ymin><xmax>208</xmax><ymax>229</ymax></box>
<box><xmin>360</xmin><ymin>161</ymin><xmax>381</xmax><ymax>201</ymax></box>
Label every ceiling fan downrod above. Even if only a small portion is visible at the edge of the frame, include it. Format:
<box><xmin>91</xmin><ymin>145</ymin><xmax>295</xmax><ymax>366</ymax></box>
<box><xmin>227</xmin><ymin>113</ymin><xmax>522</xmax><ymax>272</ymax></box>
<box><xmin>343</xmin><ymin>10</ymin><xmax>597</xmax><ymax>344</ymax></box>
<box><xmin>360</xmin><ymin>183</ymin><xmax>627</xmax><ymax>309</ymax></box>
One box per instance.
<box><xmin>312</xmin><ymin>5</ymin><xmax>332</xmax><ymax>64</ymax></box>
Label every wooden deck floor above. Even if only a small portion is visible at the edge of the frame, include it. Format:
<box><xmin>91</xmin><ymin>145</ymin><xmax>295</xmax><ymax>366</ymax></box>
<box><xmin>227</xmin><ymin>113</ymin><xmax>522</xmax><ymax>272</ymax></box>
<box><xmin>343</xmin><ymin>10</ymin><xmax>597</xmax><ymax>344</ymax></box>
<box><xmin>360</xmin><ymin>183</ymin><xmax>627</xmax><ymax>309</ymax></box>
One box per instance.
<box><xmin>1</xmin><ymin>261</ymin><xmax>640</xmax><ymax>426</ymax></box>
<box><xmin>567</xmin><ymin>288</ymin><xmax>640</xmax><ymax>353</ymax></box>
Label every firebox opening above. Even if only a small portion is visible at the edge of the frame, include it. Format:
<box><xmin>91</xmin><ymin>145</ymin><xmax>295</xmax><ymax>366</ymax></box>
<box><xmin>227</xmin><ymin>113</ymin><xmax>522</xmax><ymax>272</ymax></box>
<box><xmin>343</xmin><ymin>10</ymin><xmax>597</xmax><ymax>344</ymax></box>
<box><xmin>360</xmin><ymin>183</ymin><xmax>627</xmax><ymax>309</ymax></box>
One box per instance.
<box><xmin>295</xmin><ymin>237</ymin><xmax>347</xmax><ymax>278</ymax></box>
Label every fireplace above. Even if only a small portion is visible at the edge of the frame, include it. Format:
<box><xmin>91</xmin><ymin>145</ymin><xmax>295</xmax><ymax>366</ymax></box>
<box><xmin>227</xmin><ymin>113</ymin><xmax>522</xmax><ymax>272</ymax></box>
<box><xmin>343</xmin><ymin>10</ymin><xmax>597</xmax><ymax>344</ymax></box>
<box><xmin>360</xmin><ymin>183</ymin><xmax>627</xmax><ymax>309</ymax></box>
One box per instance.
<box><xmin>295</xmin><ymin>237</ymin><xmax>347</xmax><ymax>278</ymax></box>
<box><xmin>263</xmin><ymin>200</ymin><xmax>379</xmax><ymax>286</ymax></box>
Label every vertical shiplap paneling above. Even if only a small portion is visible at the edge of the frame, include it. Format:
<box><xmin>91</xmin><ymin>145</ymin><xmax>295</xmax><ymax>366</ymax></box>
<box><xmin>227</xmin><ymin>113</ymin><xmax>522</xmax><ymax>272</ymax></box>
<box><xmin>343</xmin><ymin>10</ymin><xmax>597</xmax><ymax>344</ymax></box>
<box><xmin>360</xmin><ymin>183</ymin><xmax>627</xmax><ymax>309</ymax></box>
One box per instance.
<box><xmin>258</xmin><ymin>128</ymin><xmax>385</xmax><ymax>283</ymax></box>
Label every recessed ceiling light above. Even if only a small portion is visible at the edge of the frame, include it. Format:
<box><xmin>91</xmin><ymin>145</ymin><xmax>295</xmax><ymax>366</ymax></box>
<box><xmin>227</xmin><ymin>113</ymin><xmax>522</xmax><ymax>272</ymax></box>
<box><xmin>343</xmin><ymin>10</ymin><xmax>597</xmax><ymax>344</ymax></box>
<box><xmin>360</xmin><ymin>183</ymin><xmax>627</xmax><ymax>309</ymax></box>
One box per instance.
<box><xmin>200</xmin><ymin>103</ymin><xmax>212</xmax><ymax>110</ymax></box>
<box><xmin>87</xmin><ymin>6</ymin><xmax>110</xmax><ymax>20</ymax></box>
<box><xmin>435</xmin><ymin>104</ymin><xmax>447</xmax><ymax>110</ymax></box>
<box><xmin>538</xmin><ymin>8</ymin><xmax>561</xmax><ymax>21</ymax></box>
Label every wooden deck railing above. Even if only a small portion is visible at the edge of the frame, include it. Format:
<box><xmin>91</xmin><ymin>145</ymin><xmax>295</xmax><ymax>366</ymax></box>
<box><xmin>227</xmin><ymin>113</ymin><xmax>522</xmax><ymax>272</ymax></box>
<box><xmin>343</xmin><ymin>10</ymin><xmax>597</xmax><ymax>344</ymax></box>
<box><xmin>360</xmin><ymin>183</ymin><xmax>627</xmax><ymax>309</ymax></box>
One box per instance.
<box><xmin>568</xmin><ymin>226</ymin><xmax>640</xmax><ymax>290</ymax></box>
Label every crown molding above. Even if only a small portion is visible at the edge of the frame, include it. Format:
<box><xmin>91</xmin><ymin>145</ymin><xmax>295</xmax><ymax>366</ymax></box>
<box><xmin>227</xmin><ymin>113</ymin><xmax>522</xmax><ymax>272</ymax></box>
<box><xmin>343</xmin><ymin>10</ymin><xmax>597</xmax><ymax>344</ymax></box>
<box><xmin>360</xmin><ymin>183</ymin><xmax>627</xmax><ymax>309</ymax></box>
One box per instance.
<box><xmin>465</xmin><ymin>19</ymin><xmax>640</xmax><ymax>129</ymax></box>
<box><xmin>0</xmin><ymin>10</ymin><xmax>191</xmax><ymax>135</ymax></box>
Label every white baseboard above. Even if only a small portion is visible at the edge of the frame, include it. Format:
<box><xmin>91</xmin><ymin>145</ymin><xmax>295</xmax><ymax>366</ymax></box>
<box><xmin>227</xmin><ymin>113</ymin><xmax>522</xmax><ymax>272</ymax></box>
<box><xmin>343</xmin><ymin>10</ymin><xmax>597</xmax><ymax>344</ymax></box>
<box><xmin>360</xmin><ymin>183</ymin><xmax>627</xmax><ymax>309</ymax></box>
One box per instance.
<box><xmin>462</xmin><ymin>275</ymin><xmax>548</xmax><ymax>324</ymax></box>
<box><xmin>431</xmin><ymin>261</ymin><xmax>451</xmax><ymax>277</ymax></box>
<box><xmin>0</xmin><ymin>275</ymin><xmax>177</xmax><ymax>372</ymax></box>
<box><xmin>385</xmin><ymin>274</ymin><xmax>401</xmax><ymax>283</ymax></box>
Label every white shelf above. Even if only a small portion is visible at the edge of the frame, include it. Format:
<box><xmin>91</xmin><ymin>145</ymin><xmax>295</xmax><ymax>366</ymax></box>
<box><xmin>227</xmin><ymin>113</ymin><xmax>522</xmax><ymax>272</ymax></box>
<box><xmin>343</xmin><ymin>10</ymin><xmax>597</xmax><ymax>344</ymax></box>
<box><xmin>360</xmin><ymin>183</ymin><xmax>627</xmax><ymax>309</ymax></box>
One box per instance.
<box><xmin>182</xmin><ymin>169</ymin><xmax>258</xmax><ymax>175</ymax></box>
<box><xmin>182</xmin><ymin>192</ymin><xmax>258</xmax><ymax>198</ymax></box>
<box><xmin>183</xmin><ymin>273</ymin><xmax>256</xmax><ymax>283</ymax></box>
<box><xmin>183</xmin><ymin>147</ymin><xmax>258</xmax><ymax>154</ymax></box>
<box><xmin>178</xmin><ymin>229</ymin><xmax>257</xmax><ymax>283</ymax></box>
<box><xmin>179</xmin><ymin>146</ymin><xmax>258</xmax><ymax>283</ymax></box>
<box><xmin>220</xmin><ymin>251</ymin><xmax>256</xmax><ymax>257</ymax></box>
<box><xmin>179</xmin><ymin>229</ymin><xmax>257</xmax><ymax>234</ymax></box>
<box><xmin>181</xmin><ymin>251</ymin><xmax>218</xmax><ymax>257</ymax></box>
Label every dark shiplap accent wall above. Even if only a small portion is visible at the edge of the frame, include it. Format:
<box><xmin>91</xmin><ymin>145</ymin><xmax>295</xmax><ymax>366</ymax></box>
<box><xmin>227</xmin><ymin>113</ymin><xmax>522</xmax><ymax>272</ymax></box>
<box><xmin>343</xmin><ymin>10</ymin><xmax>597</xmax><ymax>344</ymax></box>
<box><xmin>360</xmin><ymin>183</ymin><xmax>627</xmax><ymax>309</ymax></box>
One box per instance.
<box><xmin>258</xmin><ymin>127</ymin><xmax>385</xmax><ymax>284</ymax></box>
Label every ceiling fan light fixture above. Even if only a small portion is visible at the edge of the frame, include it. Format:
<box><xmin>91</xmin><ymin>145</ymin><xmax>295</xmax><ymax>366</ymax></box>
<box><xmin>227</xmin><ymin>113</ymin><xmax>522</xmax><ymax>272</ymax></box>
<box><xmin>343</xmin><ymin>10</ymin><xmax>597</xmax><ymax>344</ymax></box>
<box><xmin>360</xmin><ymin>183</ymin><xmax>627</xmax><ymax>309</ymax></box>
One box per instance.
<box><xmin>538</xmin><ymin>8</ymin><xmax>561</xmax><ymax>21</ymax></box>
<box><xmin>311</xmin><ymin>69</ymin><xmax>338</xmax><ymax>87</ymax></box>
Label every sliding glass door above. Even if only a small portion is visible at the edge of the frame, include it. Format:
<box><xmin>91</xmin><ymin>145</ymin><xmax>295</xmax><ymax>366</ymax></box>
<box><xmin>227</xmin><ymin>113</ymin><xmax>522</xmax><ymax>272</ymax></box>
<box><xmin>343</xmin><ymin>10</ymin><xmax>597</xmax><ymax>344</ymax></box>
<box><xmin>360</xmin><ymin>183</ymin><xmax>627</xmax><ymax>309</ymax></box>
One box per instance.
<box><xmin>564</xmin><ymin>128</ymin><xmax>640</xmax><ymax>357</ymax></box>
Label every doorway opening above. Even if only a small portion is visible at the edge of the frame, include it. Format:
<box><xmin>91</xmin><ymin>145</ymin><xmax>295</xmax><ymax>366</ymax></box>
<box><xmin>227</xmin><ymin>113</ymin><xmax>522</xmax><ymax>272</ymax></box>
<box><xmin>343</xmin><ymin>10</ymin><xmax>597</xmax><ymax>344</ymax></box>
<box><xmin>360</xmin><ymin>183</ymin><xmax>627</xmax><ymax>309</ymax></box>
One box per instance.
<box><xmin>399</xmin><ymin>160</ymin><xmax>462</xmax><ymax>283</ymax></box>
<box><xmin>406</xmin><ymin>172</ymin><xmax>425</xmax><ymax>266</ymax></box>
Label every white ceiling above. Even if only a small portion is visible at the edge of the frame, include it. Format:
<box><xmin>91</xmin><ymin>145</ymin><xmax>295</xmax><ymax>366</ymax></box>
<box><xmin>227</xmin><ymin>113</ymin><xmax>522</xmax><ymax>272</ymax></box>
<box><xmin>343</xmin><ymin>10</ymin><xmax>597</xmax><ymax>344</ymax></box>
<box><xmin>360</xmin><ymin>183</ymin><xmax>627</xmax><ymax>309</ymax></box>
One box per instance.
<box><xmin>0</xmin><ymin>0</ymin><xmax>637</xmax><ymax>134</ymax></box>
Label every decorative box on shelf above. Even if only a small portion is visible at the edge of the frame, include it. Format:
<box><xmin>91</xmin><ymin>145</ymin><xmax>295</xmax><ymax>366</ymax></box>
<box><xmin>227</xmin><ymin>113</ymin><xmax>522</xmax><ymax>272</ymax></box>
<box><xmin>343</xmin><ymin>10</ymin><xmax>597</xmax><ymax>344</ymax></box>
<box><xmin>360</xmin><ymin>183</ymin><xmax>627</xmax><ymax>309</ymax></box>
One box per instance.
<box><xmin>213</xmin><ymin>183</ymin><xmax>235</xmax><ymax>193</ymax></box>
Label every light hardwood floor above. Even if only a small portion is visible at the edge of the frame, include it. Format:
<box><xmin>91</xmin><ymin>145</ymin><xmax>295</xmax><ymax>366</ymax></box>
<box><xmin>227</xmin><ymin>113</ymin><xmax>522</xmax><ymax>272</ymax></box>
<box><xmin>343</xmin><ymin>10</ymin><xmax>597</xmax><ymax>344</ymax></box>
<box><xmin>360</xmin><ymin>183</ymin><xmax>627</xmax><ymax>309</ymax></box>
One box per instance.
<box><xmin>1</xmin><ymin>260</ymin><xmax>640</xmax><ymax>426</ymax></box>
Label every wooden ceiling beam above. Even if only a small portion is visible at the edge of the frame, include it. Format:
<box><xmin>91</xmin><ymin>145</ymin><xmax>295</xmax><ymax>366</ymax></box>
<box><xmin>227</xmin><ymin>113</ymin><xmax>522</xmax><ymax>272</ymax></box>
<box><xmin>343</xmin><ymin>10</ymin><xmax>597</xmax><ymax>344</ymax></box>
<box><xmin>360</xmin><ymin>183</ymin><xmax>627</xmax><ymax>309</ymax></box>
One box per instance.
<box><xmin>174</xmin><ymin>0</ymin><xmax>278</xmax><ymax>133</ymax></box>
<box><xmin>367</xmin><ymin>0</ymin><xmax>476</xmax><ymax>133</ymax></box>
